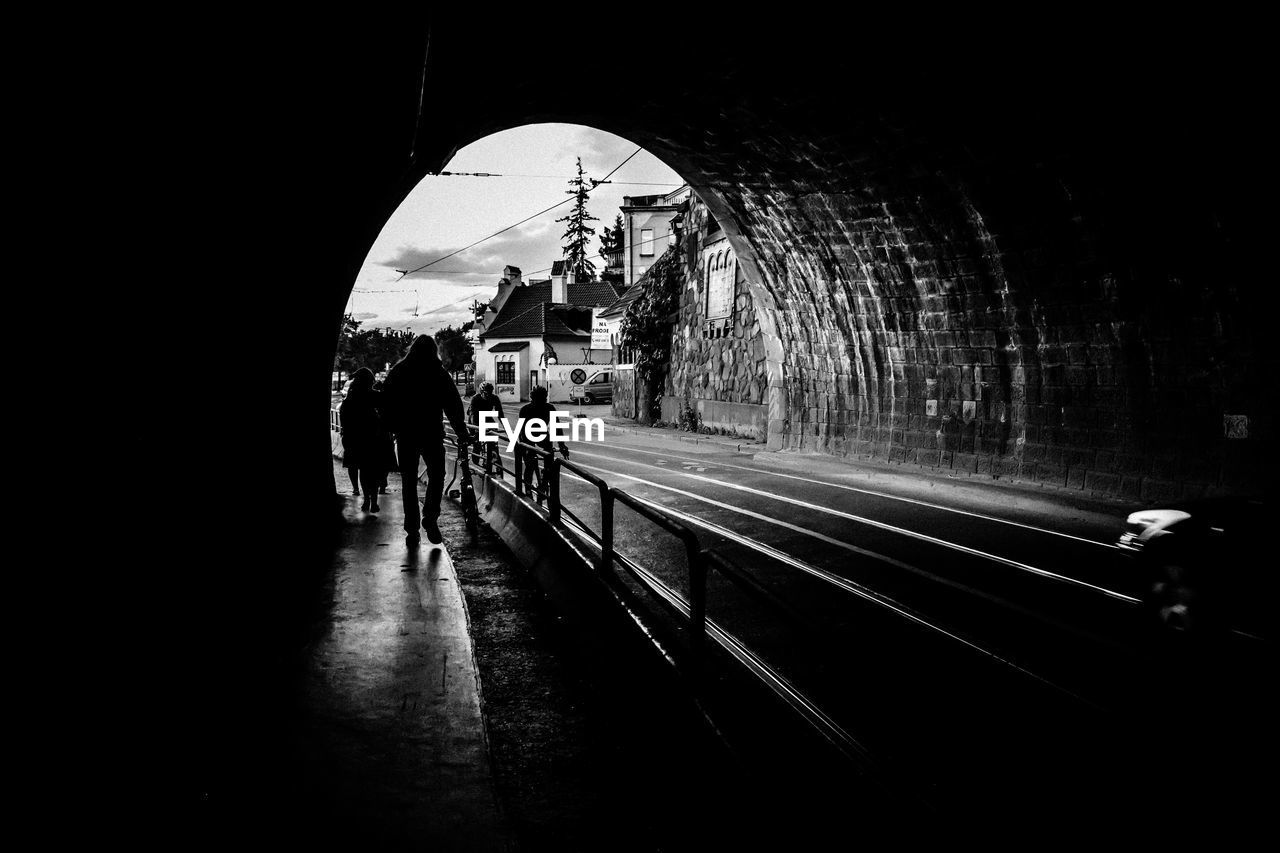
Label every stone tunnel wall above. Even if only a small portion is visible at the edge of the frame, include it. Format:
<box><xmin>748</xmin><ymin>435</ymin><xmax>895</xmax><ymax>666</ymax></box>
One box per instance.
<box><xmin>662</xmin><ymin>197</ymin><xmax>770</xmax><ymax>440</ymax></box>
<box><xmin>224</xmin><ymin>15</ymin><xmax>1274</xmax><ymax>510</ymax></box>
<box><xmin>701</xmin><ymin>146</ymin><xmax>1265</xmax><ymax>502</ymax></box>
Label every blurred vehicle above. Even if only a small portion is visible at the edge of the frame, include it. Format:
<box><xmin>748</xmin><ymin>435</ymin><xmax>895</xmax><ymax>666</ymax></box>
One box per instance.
<box><xmin>569</xmin><ymin>370</ymin><xmax>613</xmax><ymax>404</ymax></box>
<box><xmin>1117</xmin><ymin>497</ymin><xmax>1271</xmax><ymax>639</ymax></box>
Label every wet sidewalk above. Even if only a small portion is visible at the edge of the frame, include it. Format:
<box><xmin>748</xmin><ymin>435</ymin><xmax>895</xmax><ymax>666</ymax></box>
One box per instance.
<box><xmin>284</xmin><ymin>462</ymin><xmax>511</xmax><ymax>849</ymax></box>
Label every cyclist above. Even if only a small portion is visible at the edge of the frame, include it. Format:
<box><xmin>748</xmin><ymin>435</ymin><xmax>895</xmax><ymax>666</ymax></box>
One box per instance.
<box><xmin>467</xmin><ymin>381</ymin><xmax>505</xmax><ymax>474</ymax></box>
<box><xmin>517</xmin><ymin>385</ymin><xmax>569</xmax><ymax>498</ymax></box>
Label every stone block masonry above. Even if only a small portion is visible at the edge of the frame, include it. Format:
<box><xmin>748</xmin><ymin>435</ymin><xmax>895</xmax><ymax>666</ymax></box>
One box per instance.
<box><xmin>656</xmin><ymin>118</ymin><xmax>1272</xmax><ymax>501</ymax></box>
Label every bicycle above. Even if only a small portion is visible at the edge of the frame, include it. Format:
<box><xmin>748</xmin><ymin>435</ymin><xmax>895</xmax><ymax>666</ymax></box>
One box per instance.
<box><xmin>520</xmin><ymin>442</ymin><xmax>568</xmax><ymax>506</ymax></box>
<box><xmin>445</xmin><ymin>441</ymin><xmax>480</xmax><ymax>533</ymax></box>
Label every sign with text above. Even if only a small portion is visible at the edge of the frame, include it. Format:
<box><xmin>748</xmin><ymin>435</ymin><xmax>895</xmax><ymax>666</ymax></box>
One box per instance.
<box><xmin>590</xmin><ymin>309</ymin><xmax>611</xmax><ymax>349</ymax></box>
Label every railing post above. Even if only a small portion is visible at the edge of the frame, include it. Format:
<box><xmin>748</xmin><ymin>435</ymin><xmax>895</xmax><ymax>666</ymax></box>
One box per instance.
<box><xmin>514</xmin><ymin>447</ymin><xmax>524</xmax><ymax>496</ymax></box>
<box><xmin>600</xmin><ymin>488</ymin><xmax>614</xmax><ymax>576</ymax></box>
<box><xmin>549</xmin><ymin>458</ymin><xmax>562</xmax><ymax>524</ymax></box>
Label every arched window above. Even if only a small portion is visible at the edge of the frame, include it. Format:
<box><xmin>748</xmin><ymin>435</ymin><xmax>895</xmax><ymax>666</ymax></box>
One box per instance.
<box><xmin>705</xmin><ymin>246</ymin><xmax>734</xmax><ymax>329</ymax></box>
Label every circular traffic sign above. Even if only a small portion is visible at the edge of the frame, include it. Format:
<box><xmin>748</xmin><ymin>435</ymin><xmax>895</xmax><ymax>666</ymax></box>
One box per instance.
<box><xmin>570</xmin><ymin>368</ymin><xmax>587</xmax><ymax>384</ymax></box>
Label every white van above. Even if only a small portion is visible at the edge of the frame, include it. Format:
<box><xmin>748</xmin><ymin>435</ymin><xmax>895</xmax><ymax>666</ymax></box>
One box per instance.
<box><xmin>569</xmin><ymin>370</ymin><xmax>613</xmax><ymax>404</ymax></box>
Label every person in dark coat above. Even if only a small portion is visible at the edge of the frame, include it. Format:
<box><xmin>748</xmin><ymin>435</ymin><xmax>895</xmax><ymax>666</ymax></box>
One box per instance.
<box><xmin>517</xmin><ymin>385</ymin><xmax>569</xmax><ymax>495</ymax></box>
<box><xmin>468</xmin><ymin>381</ymin><xmax>504</xmax><ymax>470</ymax></box>
<box><xmin>371</xmin><ymin>379</ymin><xmax>397</xmax><ymax>493</ymax></box>
<box><xmin>382</xmin><ymin>335</ymin><xmax>469</xmax><ymax>545</ymax></box>
<box><xmin>339</xmin><ymin>367</ymin><xmax>384</xmax><ymax>512</ymax></box>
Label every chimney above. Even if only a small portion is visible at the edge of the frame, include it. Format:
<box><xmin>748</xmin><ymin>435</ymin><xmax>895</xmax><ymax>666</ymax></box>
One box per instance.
<box><xmin>551</xmin><ymin>266</ymin><xmax>568</xmax><ymax>304</ymax></box>
<box><xmin>480</xmin><ymin>265</ymin><xmax>523</xmax><ymax>331</ymax></box>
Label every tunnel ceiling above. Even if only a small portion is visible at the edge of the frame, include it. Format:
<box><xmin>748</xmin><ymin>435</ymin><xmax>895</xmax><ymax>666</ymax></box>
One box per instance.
<box><xmin>264</xmin><ymin>12</ymin><xmax>1274</xmax><ymax>500</ymax></box>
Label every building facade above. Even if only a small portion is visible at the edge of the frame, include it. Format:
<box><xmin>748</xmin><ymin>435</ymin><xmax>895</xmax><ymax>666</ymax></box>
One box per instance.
<box><xmin>476</xmin><ymin>262</ymin><xmax>621</xmax><ymax>403</ymax></box>
<box><xmin>659</xmin><ymin>194</ymin><xmax>770</xmax><ymax>438</ymax></box>
<box><xmin>608</xmin><ymin>190</ymin><xmax>770</xmax><ymax>437</ymax></box>
<box><xmin>620</xmin><ymin>186</ymin><xmax>689</xmax><ymax>287</ymax></box>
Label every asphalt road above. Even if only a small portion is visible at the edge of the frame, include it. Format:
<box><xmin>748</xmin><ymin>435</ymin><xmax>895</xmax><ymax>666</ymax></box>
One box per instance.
<box><xmin>468</xmin><ymin>418</ymin><xmax>1273</xmax><ymax>831</ymax></box>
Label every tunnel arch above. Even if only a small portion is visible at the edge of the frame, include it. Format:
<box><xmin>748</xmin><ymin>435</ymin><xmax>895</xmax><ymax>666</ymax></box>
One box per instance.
<box><xmin>185</xmin><ymin>16</ymin><xmax>1279</xmax><ymax>825</ymax></box>
<box><xmin>307</xmin><ymin>15</ymin><xmax>1274</xmax><ymax>506</ymax></box>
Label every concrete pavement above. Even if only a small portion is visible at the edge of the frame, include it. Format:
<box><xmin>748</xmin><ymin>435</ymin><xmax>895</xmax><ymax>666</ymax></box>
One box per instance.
<box><xmin>283</xmin><ymin>462</ymin><xmax>512</xmax><ymax>849</ymax></box>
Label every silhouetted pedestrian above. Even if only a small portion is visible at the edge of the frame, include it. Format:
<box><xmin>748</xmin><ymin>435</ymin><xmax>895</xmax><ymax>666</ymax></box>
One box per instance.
<box><xmin>339</xmin><ymin>367</ymin><xmax>384</xmax><ymax>512</ymax></box>
<box><xmin>372</xmin><ymin>379</ymin><xmax>397</xmax><ymax>493</ymax></box>
<box><xmin>383</xmin><ymin>335</ymin><xmax>468</xmax><ymax>545</ymax></box>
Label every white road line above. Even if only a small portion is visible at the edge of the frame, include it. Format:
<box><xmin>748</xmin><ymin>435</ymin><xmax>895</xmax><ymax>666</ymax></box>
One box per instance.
<box><xmin>564</xmin><ymin>450</ymin><xmax>1139</xmax><ymax>604</ymax></box>
<box><xmin>556</xmin><ymin>461</ymin><xmax>1140</xmax><ymax>658</ymax></box>
<box><xmin>616</xmin><ymin>491</ymin><xmax>1095</xmax><ymax>704</ymax></box>
<box><xmin>590</xmin><ymin>440</ymin><xmax>1117</xmax><ymax>549</ymax></box>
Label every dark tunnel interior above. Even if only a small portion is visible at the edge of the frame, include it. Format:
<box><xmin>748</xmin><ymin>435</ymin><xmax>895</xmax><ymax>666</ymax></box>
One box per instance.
<box><xmin>158</xmin><ymin>11</ymin><xmax>1277</xmax><ymax>843</ymax></box>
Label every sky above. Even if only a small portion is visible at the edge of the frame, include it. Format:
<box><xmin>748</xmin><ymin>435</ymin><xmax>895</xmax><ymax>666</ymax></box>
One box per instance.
<box><xmin>348</xmin><ymin>124</ymin><xmax>685</xmax><ymax>335</ymax></box>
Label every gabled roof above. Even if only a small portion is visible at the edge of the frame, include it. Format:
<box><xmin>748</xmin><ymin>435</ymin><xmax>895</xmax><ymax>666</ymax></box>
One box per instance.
<box><xmin>566</xmin><ymin>279</ymin><xmax>626</xmax><ymax>306</ymax></box>
<box><xmin>482</xmin><ymin>303</ymin><xmax>545</xmax><ymax>337</ymax></box>
<box><xmin>480</xmin><ymin>278</ymin><xmax>625</xmax><ymax>338</ymax></box>
<box><xmin>598</xmin><ymin>281</ymin><xmax>645</xmax><ymax>319</ymax></box>
<box><xmin>483</xmin><ymin>303</ymin><xmax>593</xmax><ymax>338</ymax></box>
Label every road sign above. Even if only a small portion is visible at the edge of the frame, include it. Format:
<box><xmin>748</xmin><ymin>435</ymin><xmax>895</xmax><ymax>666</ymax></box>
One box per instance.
<box><xmin>591</xmin><ymin>309</ymin><xmax>611</xmax><ymax>349</ymax></box>
<box><xmin>570</xmin><ymin>368</ymin><xmax>587</xmax><ymax>384</ymax></box>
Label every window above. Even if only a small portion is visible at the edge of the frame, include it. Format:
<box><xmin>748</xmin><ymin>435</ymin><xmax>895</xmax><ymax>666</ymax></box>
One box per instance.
<box><xmin>703</xmin><ymin>244</ymin><xmax>735</xmax><ymax>338</ymax></box>
<box><xmin>640</xmin><ymin>228</ymin><xmax>655</xmax><ymax>256</ymax></box>
<box><xmin>706</xmin><ymin>255</ymin><xmax>734</xmax><ymax>319</ymax></box>
<box><xmin>496</xmin><ymin>362</ymin><xmax>515</xmax><ymax>384</ymax></box>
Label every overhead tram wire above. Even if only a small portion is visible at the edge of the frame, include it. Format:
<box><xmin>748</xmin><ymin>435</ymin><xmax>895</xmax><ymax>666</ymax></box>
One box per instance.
<box><xmin>357</xmin><ymin>147</ymin><xmax>669</xmax><ymax>320</ymax></box>
<box><xmin>393</xmin><ymin>147</ymin><xmax>646</xmax><ymax>281</ymax></box>
<box><xmin>354</xmin><ymin>227</ymin><xmax>684</xmax><ymax>296</ymax></box>
<box><xmin>366</xmin><ymin>229</ymin><xmax>684</xmax><ymax>318</ymax></box>
<box><xmin>431</xmin><ymin>171</ymin><xmax>683</xmax><ymax>187</ymax></box>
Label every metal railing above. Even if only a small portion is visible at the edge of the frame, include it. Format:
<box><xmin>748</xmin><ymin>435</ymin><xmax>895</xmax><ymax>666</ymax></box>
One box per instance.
<box><xmin>340</xmin><ymin>415</ymin><xmax>872</xmax><ymax>769</ymax></box>
<box><xmin>435</xmin><ymin>421</ymin><xmax>801</xmax><ymax>672</ymax></box>
<box><xmin>353</xmin><ymin>418</ymin><xmax>806</xmax><ymax>662</ymax></box>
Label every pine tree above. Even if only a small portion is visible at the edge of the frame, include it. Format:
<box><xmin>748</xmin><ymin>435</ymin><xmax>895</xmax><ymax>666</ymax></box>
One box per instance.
<box><xmin>598</xmin><ymin>213</ymin><xmax>624</xmax><ymax>261</ymax></box>
<box><xmin>557</xmin><ymin>157</ymin><xmax>599</xmax><ymax>278</ymax></box>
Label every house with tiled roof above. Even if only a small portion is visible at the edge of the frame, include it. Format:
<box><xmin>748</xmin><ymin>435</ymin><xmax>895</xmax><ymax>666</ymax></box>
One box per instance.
<box><xmin>475</xmin><ymin>263</ymin><xmax>624</xmax><ymax>403</ymax></box>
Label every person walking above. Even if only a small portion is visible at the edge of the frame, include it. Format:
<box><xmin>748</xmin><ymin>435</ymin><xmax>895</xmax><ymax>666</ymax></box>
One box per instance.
<box><xmin>339</xmin><ymin>367</ymin><xmax>384</xmax><ymax>512</ymax></box>
<box><xmin>382</xmin><ymin>335</ymin><xmax>469</xmax><ymax>545</ymax></box>
<box><xmin>517</xmin><ymin>385</ymin><xmax>569</xmax><ymax>496</ymax></box>
<box><xmin>372</xmin><ymin>379</ymin><xmax>397</xmax><ymax>494</ymax></box>
<box><xmin>468</xmin><ymin>381</ymin><xmax>504</xmax><ymax>471</ymax></box>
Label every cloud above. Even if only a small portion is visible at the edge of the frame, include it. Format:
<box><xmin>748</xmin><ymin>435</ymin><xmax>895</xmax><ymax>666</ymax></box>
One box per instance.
<box><xmin>561</xmin><ymin>127</ymin><xmax>636</xmax><ymax>177</ymax></box>
<box><xmin>372</xmin><ymin>220</ymin><xmax>558</xmax><ymax>280</ymax></box>
<box><xmin>394</xmin><ymin>308</ymin><xmax>475</xmax><ymax>337</ymax></box>
<box><xmin>353</xmin><ymin>312</ymin><xmax>379</xmax><ymax>320</ymax></box>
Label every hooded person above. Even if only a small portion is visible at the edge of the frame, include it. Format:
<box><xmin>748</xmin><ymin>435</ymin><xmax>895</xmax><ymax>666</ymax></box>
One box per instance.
<box><xmin>339</xmin><ymin>367</ymin><xmax>383</xmax><ymax>511</ymax></box>
<box><xmin>382</xmin><ymin>334</ymin><xmax>469</xmax><ymax>545</ymax></box>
